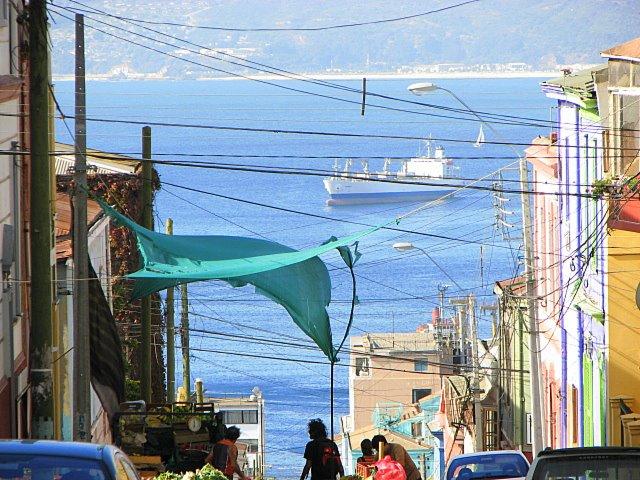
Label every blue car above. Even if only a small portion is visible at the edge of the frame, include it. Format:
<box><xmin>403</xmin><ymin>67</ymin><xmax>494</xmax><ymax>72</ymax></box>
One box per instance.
<box><xmin>0</xmin><ymin>440</ymin><xmax>140</xmax><ymax>480</ymax></box>
<box><xmin>446</xmin><ymin>451</ymin><xmax>530</xmax><ymax>480</ymax></box>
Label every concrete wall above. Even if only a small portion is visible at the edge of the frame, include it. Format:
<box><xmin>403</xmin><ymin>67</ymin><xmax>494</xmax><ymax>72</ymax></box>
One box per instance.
<box><xmin>606</xmin><ymin>229</ymin><xmax>640</xmax><ymax>407</ymax></box>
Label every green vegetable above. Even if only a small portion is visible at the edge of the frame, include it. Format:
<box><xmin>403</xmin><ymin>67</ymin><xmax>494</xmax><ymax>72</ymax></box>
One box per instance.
<box><xmin>156</xmin><ymin>473</ymin><xmax>181</xmax><ymax>480</ymax></box>
<box><xmin>197</xmin><ymin>464</ymin><xmax>228</xmax><ymax>480</ymax></box>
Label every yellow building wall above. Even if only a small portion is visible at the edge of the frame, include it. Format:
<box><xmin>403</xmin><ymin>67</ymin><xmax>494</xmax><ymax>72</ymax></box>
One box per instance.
<box><xmin>607</xmin><ymin>228</ymin><xmax>640</xmax><ymax>404</ymax></box>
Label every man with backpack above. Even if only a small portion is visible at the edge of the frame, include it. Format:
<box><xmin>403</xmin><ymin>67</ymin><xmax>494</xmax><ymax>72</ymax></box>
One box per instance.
<box><xmin>300</xmin><ymin>418</ymin><xmax>344</xmax><ymax>480</ymax></box>
<box><xmin>206</xmin><ymin>426</ymin><xmax>248</xmax><ymax>480</ymax></box>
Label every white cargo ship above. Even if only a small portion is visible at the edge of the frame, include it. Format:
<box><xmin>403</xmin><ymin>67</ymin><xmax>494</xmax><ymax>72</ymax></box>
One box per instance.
<box><xmin>323</xmin><ymin>138</ymin><xmax>459</xmax><ymax>205</ymax></box>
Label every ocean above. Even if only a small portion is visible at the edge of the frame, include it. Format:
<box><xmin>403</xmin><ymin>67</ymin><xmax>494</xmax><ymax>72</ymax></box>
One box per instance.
<box><xmin>54</xmin><ymin>77</ymin><xmax>553</xmax><ymax>478</ymax></box>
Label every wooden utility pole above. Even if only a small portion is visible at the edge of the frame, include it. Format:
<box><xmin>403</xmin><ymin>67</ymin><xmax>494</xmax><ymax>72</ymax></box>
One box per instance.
<box><xmin>165</xmin><ymin>219</ymin><xmax>175</xmax><ymax>403</ymax></box>
<box><xmin>519</xmin><ymin>155</ymin><xmax>544</xmax><ymax>454</ymax></box>
<box><xmin>469</xmin><ymin>294</ymin><xmax>483</xmax><ymax>452</ymax></box>
<box><xmin>72</xmin><ymin>13</ymin><xmax>91</xmax><ymax>441</ymax></box>
<box><xmin>181</xmin><ymin>283</ymin><xmax>190</xmax><ymax>396</ymax></box>
<box><xmin>29</xmin><ymin>0</ymin><xmax>55</xmax><ymax>439</ymax></box>
<box><xmin>140</xmin><ymin>127</ymin><xmax>153</xmax><ymax>403</ymax></box>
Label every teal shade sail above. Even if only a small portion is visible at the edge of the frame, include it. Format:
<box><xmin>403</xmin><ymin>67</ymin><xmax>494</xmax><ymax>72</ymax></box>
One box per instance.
<box><xmin>99</xmin><ymin>200</ymin><xmax>377</xmax><ymax>361</ymax></box>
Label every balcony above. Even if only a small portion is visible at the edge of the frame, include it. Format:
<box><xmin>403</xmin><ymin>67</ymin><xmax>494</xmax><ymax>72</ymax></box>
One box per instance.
<box><xmin>607</xmin><ymin>185</ymin><xmax>640</xmax><ymax>232</ymax></box>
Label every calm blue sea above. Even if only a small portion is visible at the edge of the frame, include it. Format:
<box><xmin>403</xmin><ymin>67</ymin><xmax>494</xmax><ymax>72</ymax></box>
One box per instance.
<box><xmin>55</xmin><ymin>77</ymin><xmax>552</xmax><ymax>478</ymax></box>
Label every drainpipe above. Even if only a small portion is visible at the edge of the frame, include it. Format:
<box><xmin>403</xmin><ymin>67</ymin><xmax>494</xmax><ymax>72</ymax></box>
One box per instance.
<box><xmin>578</xmin><ymin>313</ymin><xmax>584</xmax><ymax>446</ymax></box>
<box><xmin>10</xmin><ymin>141</ymin><xmax>21</xmax><ymax>437</ymax></box>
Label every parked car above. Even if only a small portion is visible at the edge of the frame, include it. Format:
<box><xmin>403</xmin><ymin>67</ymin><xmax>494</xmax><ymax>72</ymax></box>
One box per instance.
<box><xmin>446</xmin><ymin>451</ymin><xmax>530</xmax><ymax>480</ymax></box>
<box><xmin>0</xmin><ymin>440</ymin><xmax>140</xmax><ymax>480</ymax></box>
<box><xmin>526</xmin><ymin>447</ymin><xmax>640</xmax><ymax>480</ymax></box>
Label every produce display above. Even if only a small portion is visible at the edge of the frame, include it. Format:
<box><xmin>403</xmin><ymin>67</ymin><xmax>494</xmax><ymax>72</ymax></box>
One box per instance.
<box><xmin>156</xmin><ymin>464</ymin><xmax>228</xmax><ymax>480</ymax></box>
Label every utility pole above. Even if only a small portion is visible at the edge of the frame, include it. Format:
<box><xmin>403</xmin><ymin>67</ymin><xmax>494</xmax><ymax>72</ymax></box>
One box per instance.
<box><xmin>72</xmin><ymin>13</ymin><xmax>91</xmax><ymax>441</ymax></box>
<box><xmin>29</xmin><ymin>0</ymin><xmax>55</xmax><ymax>439</ymax></box>
<box><xmin>165</xmin><ymin>219</ymin><xmax>175</xmax><ymax>403</ymax></box>
<box><xmin>181</xmin><ymin>283</ymin><xmax>190</xmax><ymax>397</ymax></box>
<box><xmin>140</xmin><ymin>127</ymin><xmax>153</xmax><ymax>403</ymax></box>
<box><xmin>469</xmin><ymin>294</ymin><xmax>483</xmax><ymax>452</ymax></box>
<box><xmin>519</xmin><ymin>155</ymin><xmax>544</xmax><ymax>454</ymax></box>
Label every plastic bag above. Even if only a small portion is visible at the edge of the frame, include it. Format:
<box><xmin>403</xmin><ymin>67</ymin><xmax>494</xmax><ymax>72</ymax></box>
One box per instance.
<box><xmin>375</xmin><ymin>455</ymin><xmax>407</xmax><ymax>480</ymax></box>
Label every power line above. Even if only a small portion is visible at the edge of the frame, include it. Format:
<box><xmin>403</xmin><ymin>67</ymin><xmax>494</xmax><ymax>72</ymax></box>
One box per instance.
<box><xmin>49</xmin><ymin>3</ymin><xmax>640</xmax><ymax>136</ymax></box>
<box><xmin>54</xmin><ymin>0</ymin><xmax>481</xmax><ymax>32</ymax></box>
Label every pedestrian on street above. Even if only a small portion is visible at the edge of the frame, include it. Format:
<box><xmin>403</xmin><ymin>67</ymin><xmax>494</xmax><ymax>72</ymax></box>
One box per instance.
<box><xmin>357</xmin><ymin>438</ymin><xmax>376</xmax><ymax>464</ymax></box>
<box><xmin>206</xmin><ymin>426</ymin><xmax>248</xmax><ymax>480</ymax></box>
<box><xmin>300</xmin><ymin>418</ymin><xmax>344</xmax><ymax>480</ymax></box>
<box><xmin>371</xmin><ymin>434</ymin><xmax>421</xmax><ymax>480</ymax></box>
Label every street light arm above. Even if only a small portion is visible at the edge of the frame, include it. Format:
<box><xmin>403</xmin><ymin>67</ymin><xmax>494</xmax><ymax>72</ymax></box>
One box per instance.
<box><xmin>413</xmin><ymin>245</ymin><xmax>464</xmax><ymax>292</ymax></box>
<box><xmin>435</xmin><ymin>86</ymin><xmax>522</xmax><ymax>159</ymax></box>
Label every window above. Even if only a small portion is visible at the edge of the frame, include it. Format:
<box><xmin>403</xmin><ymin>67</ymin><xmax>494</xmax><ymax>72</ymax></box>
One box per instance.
<box><xmin>0</xmin><ymin>455</ymin><xmax>108</xmax><ymax>480</ymax></box>
<box><xmin>414</xmin><ymin>360</ymin><xmax>428</xmax><ymax>372</ymax></box>
<box><xmin>239</xmin><ymin>439</ymin><xmax>259</xmax><ymax>454</ymax></box>
<box><xmin>571</xmin><ymin>385</ymin><xmax>579</xmax><ymax>445</ymax></box>
<box><xmin>355</xmin><ymin>356</ymin><xmax>370</xmax><ymax>376</ymax></box>
<box><xmin>0</xmin><ymin>0</ymin><xmax>7</xmax><ymax>24</ymax></box>
<box><xmin>526</xmin><ymin>413</ymin><xmax>533</xmax><ymax>445</ymax></box>
<box><xmin>483</xmin><ymin>409</ymin><xmax>498</xmax><ymax>451</ymax></box>
<box><xmin>412</xmin><ymin>388</ymin><xmax>431</xmax><ymax>403</ymax></box>
<box><xmin>221</xmin><ymin>409</ymin><xmax>258</xmax><ymax>424</ymax></box>
<box><xmin>411</xmin><ymin>422</ymin><xmax>423</xmax><ymax>437</ymax></box>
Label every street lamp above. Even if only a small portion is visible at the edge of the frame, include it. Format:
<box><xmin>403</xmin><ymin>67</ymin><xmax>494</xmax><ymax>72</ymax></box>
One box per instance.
<box><xmin>408</xmin><ymin>82</ymin><xmax>487</xmax><ymax>130</ymax></box>
<box><xmin>407</xmin><ymin>81</ymin><xmax>545</xmax><ymax>454</ymax></box>
<box><xmin>392</xmin><ymin>241</ymin><xmax>463</xmax><ymax>292</ymax></box>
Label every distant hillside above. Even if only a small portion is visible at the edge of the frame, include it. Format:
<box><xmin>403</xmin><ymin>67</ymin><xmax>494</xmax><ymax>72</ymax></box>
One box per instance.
<box><xmin>50</xmin><ymin>0</ymin><xmax>639</xmax><ymax>77</ymax></box>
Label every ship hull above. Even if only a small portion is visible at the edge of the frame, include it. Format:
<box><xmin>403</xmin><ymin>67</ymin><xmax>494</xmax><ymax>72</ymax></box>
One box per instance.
<box><xmin>323</xmin><ymin>177</ymin><xmax>457</xmax><ymax>205</ymax></box>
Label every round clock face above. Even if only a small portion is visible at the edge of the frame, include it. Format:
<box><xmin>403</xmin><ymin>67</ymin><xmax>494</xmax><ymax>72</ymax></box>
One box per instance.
<box><xmin>188</xmin><ymin>416</ymin><xmax>202</xmax><ymax>432</ymax></box>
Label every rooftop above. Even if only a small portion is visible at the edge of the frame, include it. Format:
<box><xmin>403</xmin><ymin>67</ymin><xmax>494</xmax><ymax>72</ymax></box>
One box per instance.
<box><xmin>55</xmin><ymin>192</ymin><xmax>105</xmax><ymax>260</ymax></box>
<box><xmin>351</xmin><ymin>332</ymin><xmax>438</xmax><ymax>353</ymax></box>
<box><xmin>55</xmin><ymin>142</ymin><xmax>141</xmax><ymax>175</ymax></box>
<box><xmin>494</xmin><ymin>276</ymin><xmax>526</xmax><ymax>296</ymax></box>
<box><xmin>540</xmin><ymin>64</ymin><xmax>606</xmax><ymax>100</ymax></box>
<box><xmin>601</xmin><ymin>37</ymin><xmax>640</xmax><ymax>61</ymax></box>
<box><xmin>342</xmin><ymin>425</ymin><xmax>431</xmax><ymax>452</ymax></box>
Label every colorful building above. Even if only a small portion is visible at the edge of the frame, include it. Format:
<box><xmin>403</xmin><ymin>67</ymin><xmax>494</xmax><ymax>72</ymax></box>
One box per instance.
<box><xmin>0</xmin><ymin>1</ymin><xmax>30</xmax><ymax>439</ymax></box>
<box><xmin>494</xmin><ymin>277</ymin><xmax>532</xmax><ymax>455</ymax></box>
<box><xmin>596</xmin><ymin>37</ymin><xmax>640</xmax><ymax>445</ymax></box>
<box><xmin>539</xmin><ymin>64</ymin><xmax>608</xmax><ymax>448</ymax></box>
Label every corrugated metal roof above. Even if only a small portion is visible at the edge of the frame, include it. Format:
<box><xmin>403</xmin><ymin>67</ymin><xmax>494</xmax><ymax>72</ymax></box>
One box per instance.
<box><xmin>602</xmin><ymin>37</ymin><xmax>640</xmax><ymax>61</ymax></box>
<box><xmin>540</xmin><ymin>64</ymin><xmax>606</xmax><ymax>99</ymax></box>
<box><xmin>55</xmin><ymin>142</ymin><xmax>141</xmax><ymax>175</ymax></box>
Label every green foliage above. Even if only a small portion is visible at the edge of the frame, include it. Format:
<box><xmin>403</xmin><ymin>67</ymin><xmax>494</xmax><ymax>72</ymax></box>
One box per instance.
<box><xmin>125</xmin><ymin>378</ymin><xmax>141</xmax><ymax>401</ymax></box>
<box><xmin>591</xmin><ymin>177</ymin><xmax>613</xmax><ymax>200</ymax></box>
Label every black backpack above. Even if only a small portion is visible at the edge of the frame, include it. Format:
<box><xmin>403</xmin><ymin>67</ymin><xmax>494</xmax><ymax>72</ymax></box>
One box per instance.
<box><xmin>317</xmin><ymin>440</ymin><xmax>342</xmax><ymax>479</ymax></box>
<box><xmin>210</xmin><ymin>442</ymin><xmax>231</xmax><ymax>473</ymax></box>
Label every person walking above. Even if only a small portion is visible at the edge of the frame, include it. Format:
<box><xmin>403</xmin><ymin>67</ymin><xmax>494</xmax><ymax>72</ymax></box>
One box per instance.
<box><xmin>206</xmin><ymin>426</ymin><xmax>248</xmax><ymax>480</ymax></box>
<box><xmin>372</xmin><ymin>434</ymin><xmax>421</xmax><ymax>480</ymax></box>
<box><xmin>357</xmin><ymin>439</ymin><xmax>376</xmax><ymax>464</ymax></box>
<box><xmin>300</xmin><ymin>418</ymin><xmax>344</xmax><ymax>480</ymax></box>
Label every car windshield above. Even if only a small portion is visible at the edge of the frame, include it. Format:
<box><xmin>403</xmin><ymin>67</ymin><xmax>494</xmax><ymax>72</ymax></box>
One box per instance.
<box><xmin>0</xmin><ymin>455</ymin><xmax>107</xmax><ymax>480</ymax></box>
<box><xmin>533</xmin><ymin>455</ymin><xmax>640</xmax><ymax>480</ymax></box>
<box><xmin>447</xmin><ymin>453</ymin><xmax>530</xmax><ymax>480</ymax></box>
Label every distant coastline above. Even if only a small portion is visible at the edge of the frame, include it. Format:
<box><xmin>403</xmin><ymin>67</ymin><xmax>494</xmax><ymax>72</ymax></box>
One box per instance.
<box><xmin>52</xmin><ymin>70</ymin><xmax>560</xmax><ymax>82</ymax></box>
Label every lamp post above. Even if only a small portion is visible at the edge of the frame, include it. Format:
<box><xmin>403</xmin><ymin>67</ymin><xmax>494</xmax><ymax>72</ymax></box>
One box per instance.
<box><xmin>392</xmin><ymin>242</ymin><xmax>463</xmax><ymax>292</ymax></box>
<box><xmin>407</xmin><ymin>82</ymin><xmax>545</xmax><ymax>454</ymax></box>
